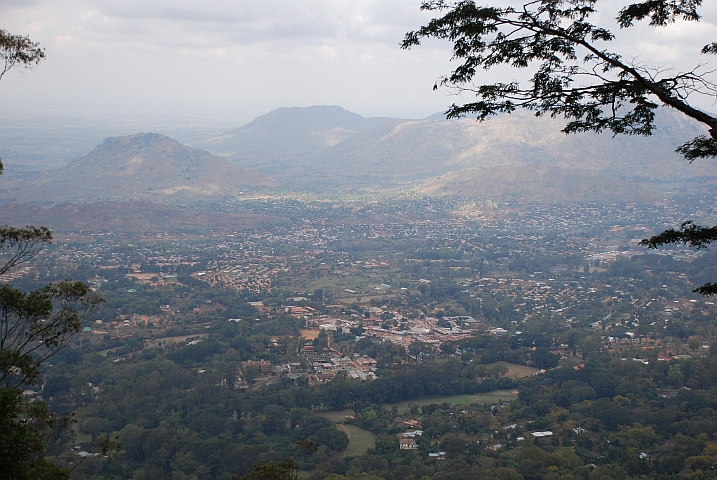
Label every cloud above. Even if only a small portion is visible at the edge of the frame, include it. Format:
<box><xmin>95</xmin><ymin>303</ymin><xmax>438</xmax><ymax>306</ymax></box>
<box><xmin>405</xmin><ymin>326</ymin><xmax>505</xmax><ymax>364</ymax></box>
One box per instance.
<box><xmin>27</xmin><ymin>0</ymin><xmax>432</xmax><ymax>51</ymax></box>
<box><xmin>1</xmin><ymin>0</ymin><xmax>716</xmax><ymax>123</ymax></box>
<box><xmin>54</xmin><ymin>34</ymin><xmax>73</xmax><ymax>46</ymax></box>
<box><xmin>360</xmin><ymin>52</ymin><xmax>376</xmax><ymax>65</ymax></box>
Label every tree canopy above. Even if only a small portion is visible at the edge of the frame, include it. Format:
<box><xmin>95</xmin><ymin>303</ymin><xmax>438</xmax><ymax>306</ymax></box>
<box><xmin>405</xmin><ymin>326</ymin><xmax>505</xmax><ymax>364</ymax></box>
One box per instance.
<box><xmin>0</xmin><ymin>29</ymin><xmax>113</xmax><ymax>479</ymax></box>
<box><xmin>0</xmin><ymin>29</ymin><xmax>45</xmax><ymax>81</ymax></box>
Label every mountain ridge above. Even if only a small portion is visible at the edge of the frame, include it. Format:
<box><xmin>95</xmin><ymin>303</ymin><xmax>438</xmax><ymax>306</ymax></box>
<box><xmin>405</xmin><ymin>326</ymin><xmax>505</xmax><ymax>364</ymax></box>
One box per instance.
<box><xmin>203</xmin><ymin>107</ymin><xmax>716</xmax><ymax>203</ymax></box>
<box><xmin>5</xmin><ymin>106</ymin><xmax>716</xmax><ymax>206</ymax></box>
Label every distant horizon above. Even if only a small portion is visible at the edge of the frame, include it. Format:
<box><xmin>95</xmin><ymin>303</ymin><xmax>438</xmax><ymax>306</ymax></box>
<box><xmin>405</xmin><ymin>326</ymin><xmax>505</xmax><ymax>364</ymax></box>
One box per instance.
<box><xmin>3</xmin><ymin>0</ymin><xmax>717</xmax><ymax>135</ymax></box>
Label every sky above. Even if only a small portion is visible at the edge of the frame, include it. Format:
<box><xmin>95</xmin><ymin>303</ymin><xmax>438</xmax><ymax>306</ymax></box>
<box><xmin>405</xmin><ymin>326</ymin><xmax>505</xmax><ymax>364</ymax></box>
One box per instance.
<box><xmin>2</xmin><ymin>0</ymin><xmax>717</xmax><ymax>133</ymax></box>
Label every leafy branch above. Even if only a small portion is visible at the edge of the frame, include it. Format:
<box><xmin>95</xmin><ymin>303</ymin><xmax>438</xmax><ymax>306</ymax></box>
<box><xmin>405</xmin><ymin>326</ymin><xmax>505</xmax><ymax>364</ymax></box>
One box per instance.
<box><xmin>401</xmin><ymin>0</ymin><xmax>717</xmax><ymax>160</ymax></box>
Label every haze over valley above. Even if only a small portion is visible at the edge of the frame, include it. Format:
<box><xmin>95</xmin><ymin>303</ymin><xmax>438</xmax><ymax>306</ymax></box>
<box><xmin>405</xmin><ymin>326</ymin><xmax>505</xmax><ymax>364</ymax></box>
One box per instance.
<box><xmin>7</xmin><ymin>2</ymin><xmax>717</xmax><ymax>479</ymax></box>
<box><xmin>2</xmin><ymin>105</ymin><xmax>714</xmax><ymax>207</ymax></box>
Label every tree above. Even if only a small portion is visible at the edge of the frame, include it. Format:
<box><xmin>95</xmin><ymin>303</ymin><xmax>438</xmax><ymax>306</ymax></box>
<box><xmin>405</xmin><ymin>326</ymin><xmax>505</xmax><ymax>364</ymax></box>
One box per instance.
<box><xmin>0</xmin><ymin>30</ymin><xmax>110</xmax><ymax>479</ymax></box>
<box><xmin>0</xmin><ymin>281</ymin><xmax>102</xmax><ymax>390</ymax></box>
<box><xmin>402</xmin><ymin>0</ymin><xmax>717</xmax><ymax>293</ymax></box>
<box><xmin>0</xmin><ymin>29</ymin><xmax>45</xmax><ymax>80</ymax></box>
<box><xmin>236</xmin><ymin>458</ymin><xmax>300</xmax><ymax>480</ymax></box>
<box><xmin>0</xmin><ymin>29</ymin><xmax>46</xmax><ymax>175</ymax></box>
<box><xmin>313</xmin><ymin>426</ymin><xmax>349</xmax><ymax>451</ymax></box>
<box><xmin>533</xmin><ymin>347</ymin><xmax>560</xmax><ymax>369</ymax></box>
<box><xmin>0</xmin><ymin>388</ymin><xmax>71</xmax><ymax>480</ymax></box>
<box><xmin>261</xmin><ymin>404</ymin><xmax>288</xmax><ymax>435</ymax></box>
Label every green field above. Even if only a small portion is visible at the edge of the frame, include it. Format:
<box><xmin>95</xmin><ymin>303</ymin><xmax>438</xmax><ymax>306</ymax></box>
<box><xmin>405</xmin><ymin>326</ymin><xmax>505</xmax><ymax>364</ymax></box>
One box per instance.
<box><xmin>318</xmin><ymin>390</ymin><xmax>519</xmax><ymax>417</ymax></box>
<box><xmin>488</xmin><ymin>361</ymin><xmax>540</xmax><ymax>379</ymax></box>
<box><xmin>388</xmin><ymin>389</ymin><xmax>518</xmax><ymax>414</ymax></box>
<box><xmin>74</xmin><ymin>432</ymin><xmax>92</xmax><ymax>444</ymax></box>
<box><xmin>340</xmin><ymin>424</ymin><xmax>376</xmax><ymax>457</ymax></box>
<box><xmin>316</xmin><ymin>410</ymin><xmax>375</xmax><ymax>457</ymax></box>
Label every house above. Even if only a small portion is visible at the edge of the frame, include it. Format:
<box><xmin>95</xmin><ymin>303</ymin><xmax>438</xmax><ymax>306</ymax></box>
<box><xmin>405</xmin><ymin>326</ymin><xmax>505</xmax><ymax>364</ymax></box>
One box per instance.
<box><xmin>428</xmin><ymin>452</ymin><xmax>446</xmax><ymax>460</ymax></box>
<box><xmin>402</xmin><ymin>420</ymin><xmax>422</xmax><ymax>429</ymax></box>
<box><xmin>400</xmin><ymin>438</ymin><xmax>418</xmax><ymax>450</ymax></box>
<box><xmin>356</xmin><ymin>356</ymin><xmax>377</xmax><ymax>367</ymax></box>
<box><xmin>316</xmin><ymin>372</ymin><xmax>335</xmax><ymax>382</ymax></box>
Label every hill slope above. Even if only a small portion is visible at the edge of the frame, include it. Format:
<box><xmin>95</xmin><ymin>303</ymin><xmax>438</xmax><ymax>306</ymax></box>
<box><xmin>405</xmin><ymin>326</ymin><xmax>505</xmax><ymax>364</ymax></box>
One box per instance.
<box><xmin>418</xmin><ymin>165</ymin><xmax>660</xmax><ymax>204</ymax></box>
<box><xmin>299</xmin><ymin>110</ymin><xmax>713</xmax><ymax>185</ymax></box>
<box><xmin>1</xmin><ymin>133</ymin><xmax>277</xmax><ymax>204</ymax></box>
<box><xmin>214</xmin><ymin>107</ymin><xmax>716</xmax><ymax>203</ymax></box>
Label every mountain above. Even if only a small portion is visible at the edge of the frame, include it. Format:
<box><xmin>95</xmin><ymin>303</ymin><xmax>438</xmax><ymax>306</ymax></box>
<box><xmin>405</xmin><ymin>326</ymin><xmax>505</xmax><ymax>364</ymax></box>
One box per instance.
<box><xmin>300</xmin><ymin>109</ymin><xmax>713</xmax><ymax>186</ymax></box>
<box><xmin>10</xmin><ymin>107</ymin><xmax>713</xmax><ymax>206</ymax></box>
<box><xmin>193</xmin><ymin>105</ymin><xmax>399</xmax><ymax>158</ymax></box>
<box><xmin>0</xmin><ymin>133</ymin><xmax>277</xmax><ymax>204</ymax></box>
<box><xmin>210</xmin><ymin>107</ymin><xmax>716</xmax><ymax>203</ymax></box>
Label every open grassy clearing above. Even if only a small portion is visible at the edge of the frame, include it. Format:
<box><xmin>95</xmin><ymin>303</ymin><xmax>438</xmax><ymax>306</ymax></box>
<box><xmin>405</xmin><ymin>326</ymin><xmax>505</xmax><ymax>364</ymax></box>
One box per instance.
<box><xmin>318</xmin><ymin>390</ymin><xmax>519</xmax><ymax>418</ymax></box>
<box><xmin>302</xmin><ymin>276</ymin><xmax>362</xmax><ymax>290</ymax></box>
<box><xmin>488</xmin><ymin>361</ymin><xmax>540</xmax><ymax>379</ymax></box>
<box><xmin>341</xmin><ymin>424</ymin><xmax>376</xmax><ymax>457</ymax></box>
<box><xmin>388</xmin><ymin>389</ymin><xmax>518</xmax><ymax>414</ymax></box>
<box><xmin>316</xmin><ymin>391</ymin><xmax>518</xmax><ymax>454</ymax></box>
<box><xmin>316</xmin><ymin>410</ymin><xmax>375</xmax><ymax>457</ymax></box>
<box><xmin>74</xmin><ymin>432</ymin><xmax>92</xmax><ymax>444</ymax></box>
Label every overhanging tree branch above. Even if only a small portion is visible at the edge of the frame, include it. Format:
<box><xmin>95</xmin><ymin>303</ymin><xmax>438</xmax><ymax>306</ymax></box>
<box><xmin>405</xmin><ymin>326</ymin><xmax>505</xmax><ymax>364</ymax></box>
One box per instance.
<box><xmin>401</xmin><ymin>0</ymin><xmax>717</xmax><ymax>158</ymax></box>
<box><xmin>403</xmin><ymin>0</ymin><xmax>717</xmax><ymax>294</ymax></box>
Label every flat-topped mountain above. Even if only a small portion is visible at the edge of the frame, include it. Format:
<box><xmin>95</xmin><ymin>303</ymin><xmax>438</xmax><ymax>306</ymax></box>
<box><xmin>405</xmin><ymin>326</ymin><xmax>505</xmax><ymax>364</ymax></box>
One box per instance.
<box><xmin>1</xmin><ymin>133</ymin><xmax>277</xmax><ymax>204</ymax></box>
<box><xmin>193</xmin><ymin>105</ymin><xmax>399</xmax><ymax>158</ymax></box>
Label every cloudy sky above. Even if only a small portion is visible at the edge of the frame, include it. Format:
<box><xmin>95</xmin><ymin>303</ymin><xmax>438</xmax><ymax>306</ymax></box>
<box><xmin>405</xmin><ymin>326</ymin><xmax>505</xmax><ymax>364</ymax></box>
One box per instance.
<box><xmin>2</xmin><ymin>0</ymin><xmax>717</xmax><ymax>130</ymax></box>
